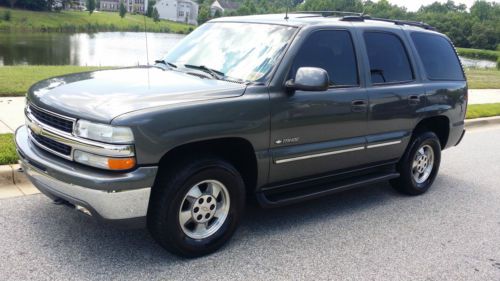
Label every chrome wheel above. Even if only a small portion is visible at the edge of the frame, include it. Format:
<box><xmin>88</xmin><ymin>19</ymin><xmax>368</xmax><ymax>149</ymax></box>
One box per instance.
<box><xmin>412</xmin><ymin>144</ymin><xmax>434</xmax><ymax>184</ymax></box>
<box><xmin>178</xmin><ymin>180</ymin><xmax>230</xmax><ymax>240</ymax></box>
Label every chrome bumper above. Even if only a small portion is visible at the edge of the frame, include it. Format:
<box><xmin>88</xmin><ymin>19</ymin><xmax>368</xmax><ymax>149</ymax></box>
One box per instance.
<box><xmin>15</xmin><ymin>125</ymin><xmax>158</xmax><ymax>221</ymax></box>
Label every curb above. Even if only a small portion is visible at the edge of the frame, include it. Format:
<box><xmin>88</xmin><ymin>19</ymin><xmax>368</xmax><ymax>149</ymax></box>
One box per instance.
<box><xmin>465</xmin><ymin>116</ymin><xmax>500</xmax><ymax>129</ymax></box>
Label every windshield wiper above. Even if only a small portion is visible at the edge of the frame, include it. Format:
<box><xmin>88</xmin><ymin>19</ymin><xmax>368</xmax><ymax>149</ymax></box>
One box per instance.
<box><xmin>184</xmin><ymin>64</ymin><xmax>225</xmax><ymax>80</ymax></box>
<box><xmin>154</xmin><ymin>59</ymin><xmax>177</xmax><ymax>69</ymax></box>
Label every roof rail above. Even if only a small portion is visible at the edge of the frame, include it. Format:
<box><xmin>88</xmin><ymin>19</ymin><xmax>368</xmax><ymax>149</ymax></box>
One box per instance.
<box><xmin>291</xmin><ymin>11</ymin><xmax>363</xmax><ymax>17</ymax></box>
<box><xmin>340</xmin><ymin>15</ymin><xmax>436</xmax><ymax>31</ymax></box>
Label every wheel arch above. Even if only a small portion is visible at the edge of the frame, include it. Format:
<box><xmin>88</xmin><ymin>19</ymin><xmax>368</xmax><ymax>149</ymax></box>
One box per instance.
<box><xmin>412</xmin><ymin>115</ymin><xmax>450</xmax><ymax>149</ymax></box>
<box><xmin>155</xmin><ymin>137</ymin><xmax>258</xmax><ymax>194</ymax></box>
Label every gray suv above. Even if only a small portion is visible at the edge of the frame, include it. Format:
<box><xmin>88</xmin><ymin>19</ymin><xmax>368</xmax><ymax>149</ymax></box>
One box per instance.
<box><xmin>15</xmin><ymin>13</ymin><xmax>467</xmax><ymax>257</ymax></box>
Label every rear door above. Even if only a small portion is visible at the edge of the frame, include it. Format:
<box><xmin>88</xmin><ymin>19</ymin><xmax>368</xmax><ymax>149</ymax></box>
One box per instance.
<box><xmin>359</xmin><ymin>30</ymin><xmax>426</xmax><ymax>164</ymax></box>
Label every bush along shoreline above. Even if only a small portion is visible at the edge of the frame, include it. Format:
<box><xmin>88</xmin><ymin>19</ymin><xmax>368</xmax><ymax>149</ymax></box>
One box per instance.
<box><xmin>457</xmin><ymin>48</ymin><xmax>500</xmax><ymax>69</ymax></box>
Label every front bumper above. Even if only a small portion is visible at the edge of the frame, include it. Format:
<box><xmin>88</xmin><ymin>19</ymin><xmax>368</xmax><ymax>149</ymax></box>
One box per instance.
<box><xmin>15</xmin><ymin>125</ymin><xmax>158</xmax><ymax>224</ymax></box>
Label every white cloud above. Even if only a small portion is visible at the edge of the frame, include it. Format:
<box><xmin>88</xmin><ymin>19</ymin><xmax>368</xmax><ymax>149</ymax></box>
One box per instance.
<box><xmin>385</xmin><ymin>0</ymin><xmax>500</xmax><ymax>12</ymax></box>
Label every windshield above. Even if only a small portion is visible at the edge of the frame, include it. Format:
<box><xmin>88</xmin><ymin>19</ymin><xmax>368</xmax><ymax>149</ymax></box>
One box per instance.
<box><xmin>163</xmin><ymin>22</ymin><xmax>297</xmax><ymax>82</ymax></box>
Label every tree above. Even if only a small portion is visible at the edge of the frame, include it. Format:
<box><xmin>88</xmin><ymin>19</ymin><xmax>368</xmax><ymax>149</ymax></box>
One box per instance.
<box><xmin>213</xmin><ymin>9</ymin><xmax>222</xmax><ymax>18</ymax></box>
<box><xmin>152</xmin><ymin>7</ymin><xmax>160</xmax><ymax>22</ymax></box>
<box><xmin>119</xmin><ymin>0</ymin><xmax>126</xmax><ymax>18</ymax></box>
<box><xmin>197</xmin><ymin>4</ymin><xmax>210</xmax><ymax>24</ymax></box>
<box><xmin>146</xmin><ymin>0</ymin><xmax>156</xmax><ymax>17</ymax></box>
<box><xmin>8</xmin><ymin>0</ymin><xmax>17</xmax><ymax>8</ymax></box>
<box><xmin>87</xmin><ymin>0</ymin><xmax>95</xmax><ymax>14</ymax></box>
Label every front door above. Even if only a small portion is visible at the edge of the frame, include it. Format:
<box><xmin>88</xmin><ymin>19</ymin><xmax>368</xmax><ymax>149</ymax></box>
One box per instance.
<box><xmin>269</xmin><ymin>29</ymin><xmax>368</xmax><ymax>183</ymax></box>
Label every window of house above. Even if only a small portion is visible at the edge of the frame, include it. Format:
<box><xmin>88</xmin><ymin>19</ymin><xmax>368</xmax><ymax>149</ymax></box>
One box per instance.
<box><xmin>290</xmin><ymin>30</ymin><xmax>359</xmax><ymax>87</ymax></box>
<box><xmin>364</xmin><ymin>32</ymin><xmax>414</xmax><ymax>84</ymax></box>
<box><xmin>411</xmin><ymin>32</ymin><xmax>464</xmax><ymax>81</ymax></box>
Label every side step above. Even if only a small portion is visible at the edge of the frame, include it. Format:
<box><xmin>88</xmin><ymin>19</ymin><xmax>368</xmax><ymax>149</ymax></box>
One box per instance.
<box><xmin>257</xmin><ymin>172</ymin><xmax>399</xmax><ymax>208</ymax></box>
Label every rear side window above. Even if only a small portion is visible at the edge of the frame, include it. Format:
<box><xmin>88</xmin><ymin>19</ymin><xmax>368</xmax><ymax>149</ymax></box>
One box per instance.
<box><xmin>290</xmin><ymin>30</ymin><xmax>358</xmax><ymax>87</ymax></box>
<box><xmin>364</xmin><ymin>32</ymin><xmax>414</xmax><ymax>84</ymax></box>
<box><xmin>411</xmin><ymin>33</ymin><xmax>464</xmax><ymax>81</ymax></box>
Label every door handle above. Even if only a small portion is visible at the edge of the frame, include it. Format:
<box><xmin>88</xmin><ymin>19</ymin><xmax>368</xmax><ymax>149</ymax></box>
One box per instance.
<box><xmin>408</xmin><ymin>95</ymin><xmax>421</xmax><ymax>105</ymax></box>
<box><xmin>351</xmin><ymin>100</ymin><xmax>367</xmax><ymax>112</ymax></box>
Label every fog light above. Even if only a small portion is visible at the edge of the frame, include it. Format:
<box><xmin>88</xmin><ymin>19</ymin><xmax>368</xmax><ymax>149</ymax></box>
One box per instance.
<box><xmin>74</xmin><ymin>150</ymin><xmax>136</xmax><ymax>170</ymax></box>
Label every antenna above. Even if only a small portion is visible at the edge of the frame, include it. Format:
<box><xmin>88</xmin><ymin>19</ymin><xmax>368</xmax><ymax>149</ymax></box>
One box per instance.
<box><xmin>143</xmin><ymin>13</ymin><xmax>151</xmax><ymax>89</ymax></box>
<box><xmin>284</xmin><ymin>0</ymin><xmax>289</xmax><ymax>20</ymax></box>
<box><xmin>143</xmin><ymin>14</ymin><xmax>150</xmax><ymax>66</ymax></box>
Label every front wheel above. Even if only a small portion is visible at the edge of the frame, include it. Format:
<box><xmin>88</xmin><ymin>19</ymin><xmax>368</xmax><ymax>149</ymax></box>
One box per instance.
<box><xmin>147</xmin><ymin>158</ymin><xmax>245</xmax><ymax>258</ymax></box>
<box><xmin>391</xmin><ymin>131</ymin><xmax>441</xmax><ymax>195</ymax></box>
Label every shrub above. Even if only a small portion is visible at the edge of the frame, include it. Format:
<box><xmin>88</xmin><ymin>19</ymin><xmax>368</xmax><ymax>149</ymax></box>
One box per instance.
<box><xmin>456</xmin><ymin>48</ymin><xmax>499</xmax><ymax>61</ymax></box>
<box><xmin>3</xmin><ymin>10</ymin><xmax>11</xmax><ymax>21</ymax></box>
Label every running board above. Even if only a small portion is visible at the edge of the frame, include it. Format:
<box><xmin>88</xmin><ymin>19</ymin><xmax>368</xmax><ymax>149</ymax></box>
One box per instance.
<box><xmin>257</xmin><ymin>172</ymin><xmax>400</xmax><ymax>208</ymax></box>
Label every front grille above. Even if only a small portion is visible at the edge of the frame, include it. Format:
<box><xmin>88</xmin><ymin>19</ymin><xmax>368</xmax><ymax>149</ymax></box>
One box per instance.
<box><xmin>29</xmin><ymin>105</ymin><xmax>74</xmax><ymax>133</ymax></box>
<box><xmin>31</xmin><ymin>132</ymin><xmax>72</xmax><ymax>156</ymax></box>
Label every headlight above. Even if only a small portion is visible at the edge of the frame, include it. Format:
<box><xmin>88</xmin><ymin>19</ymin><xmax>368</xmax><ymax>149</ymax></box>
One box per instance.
<box><xmin>75</xmin><ymin>120</ymin><xmax>134</xmax><ymax>144</ymax></box>
<box><xmin>74</xmin><ymin>150</ymin><xmax>136</xmax><ymax>170</ymax></box>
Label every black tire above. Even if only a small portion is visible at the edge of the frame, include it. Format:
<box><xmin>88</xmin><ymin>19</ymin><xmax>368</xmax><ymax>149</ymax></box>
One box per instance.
<box><xmin>391</xmin><ymin>131</ymin><xmax>441</xmax><ymax>195</ymax></box>
<box><xmin>147</xmin><ymin>158</ymin><xmax>245</xmax><ymax>258</ymax></box>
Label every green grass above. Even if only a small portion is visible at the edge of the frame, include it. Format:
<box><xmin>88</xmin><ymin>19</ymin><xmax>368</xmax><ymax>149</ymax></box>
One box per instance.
<box><xmin>0</xmin><ymin>7</ymin><xmax>193</xmax><ymax>33</ymax></box>
<box><xmin>0</xmin><ymin>134</ymin><xmax>17</xmax><ymax>165</ymax></box>
<box><xmin>0</xmin><ymin>65</ymin><xmax>498</xmax><ymax>97</ymax></box>
<box><xmin>0</xmin><ymin>65</ymin><xmax>109</xmax><ymax>96</ymax></box>
<box><xmin>466</xmin><ymin>103</ymin><xmax>500</xmax><ymax>119</ymax></box>
<box><xmin>464</xmin><ymin>68</ymin><xmax>500</xmax><ymax>89</ymax></box>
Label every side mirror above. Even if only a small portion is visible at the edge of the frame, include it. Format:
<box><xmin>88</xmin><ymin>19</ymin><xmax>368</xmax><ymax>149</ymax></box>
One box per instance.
<box><xmin>285</xmin><ymin>67</ymin><xmax>329</xmax><ymax>92</ymax></box>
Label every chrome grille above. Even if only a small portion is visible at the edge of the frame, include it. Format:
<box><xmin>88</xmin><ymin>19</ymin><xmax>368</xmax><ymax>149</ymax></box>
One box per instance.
<box><xmin>30</xmin><ymin>131</ymin><xmax>72</xmax><ymax>156</ymax></box>
<box><xmin>29</xmin><ymin>104</ymin><xmax>74</xmax><ymax>133</ymax></box>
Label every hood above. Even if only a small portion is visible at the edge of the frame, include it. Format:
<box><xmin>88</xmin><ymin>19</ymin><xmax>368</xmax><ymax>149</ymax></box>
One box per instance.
<box><xmin>28</xmin><ymin>67</ymin><xmax>247</xmax><ymax>123</ymax></box>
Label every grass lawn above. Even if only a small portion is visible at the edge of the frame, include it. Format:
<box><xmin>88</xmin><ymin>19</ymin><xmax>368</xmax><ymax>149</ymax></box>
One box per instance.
<box><xmin>0</xmin><ymin>7</ymin><xmax>193</xmax><ymax>33</ymax></box>
<box><xmin>0</xmin><ymin>66</ymin><xmax>109</xmax><ymax>96</ymax></box>
<box><xmin>464</xmin><ymin>68</ymin><xmax>500</xmax><ymax>89</ymax></box>
<box><xmin>0</xmin><ymin>134</ymin><xmax>17</xmax><ymax>165</ymax></box>
<box><xmin>466</xmin><ymin>103</ymin><xmax>500</xmax><ymax>119</ymax></box>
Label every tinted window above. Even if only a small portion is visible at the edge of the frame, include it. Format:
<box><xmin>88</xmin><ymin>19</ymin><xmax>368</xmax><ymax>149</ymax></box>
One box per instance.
<box><xmin>290</xmin><ymin>30</ymin><xmax>358</xmax><ymax>87</ymax></box>
<box><xmin>411</xmin><ymin>33</ymin><xmax>464</xmax><ymax>80</ymax></box>
<box><xmin>364</xmin><ymin>32</ymin><xmax>413</xmax><ymax>84</ymax></box>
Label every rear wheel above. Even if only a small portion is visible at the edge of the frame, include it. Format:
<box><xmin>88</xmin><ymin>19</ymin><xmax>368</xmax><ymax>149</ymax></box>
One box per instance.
<box><xmin>147</xmin><ymin>158</ymin><xmax>245</xmax><ymax>258</ymax></box>
<box><xmin>391</xmin><ymin>131</ymin><xmax>441</xmax><ymax>195</ymax></box>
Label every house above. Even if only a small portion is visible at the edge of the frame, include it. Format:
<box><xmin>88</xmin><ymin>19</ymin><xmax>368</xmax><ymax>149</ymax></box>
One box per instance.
<box><xmin>100</xmin><ymin>0</ymin><xmax>147</xmax><ymax>13</ymax></box>
<box><xmin>154</xmin><ymin>0</ymin><xmax>198</xmax><ymax>25</ymax></box>
<box><xmin>210</xmin><ymin>0</ymin><xmax>239</xmax><ymax>16</ymax></box>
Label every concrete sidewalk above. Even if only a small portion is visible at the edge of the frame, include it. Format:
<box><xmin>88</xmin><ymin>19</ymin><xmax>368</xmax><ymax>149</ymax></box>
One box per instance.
<box><xmin>2</xmin><ymin>89</ymin><xmax>500</xmax><ymax>133</ymax></box>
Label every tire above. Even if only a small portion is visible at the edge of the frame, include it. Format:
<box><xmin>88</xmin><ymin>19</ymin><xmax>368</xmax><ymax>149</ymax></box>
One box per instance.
<box><xmin>391</xmin><ymin>131</ymin><xmax>441</xmax><ymax>195</ymax></box>
<box><xmin>147</xmin><ymin>158</ymin><xmax>245</xmax><ymax>258</ymax></box>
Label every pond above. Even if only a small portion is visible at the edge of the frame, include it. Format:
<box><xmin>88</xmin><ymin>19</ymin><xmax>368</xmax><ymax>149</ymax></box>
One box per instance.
<box><xmin>0</xmin><ymin>32</ymin><xmax>185</xmax><ymax>66</ymax></box>
<box><xmin>0</xmin><ymin>32</ymin><xmax>497</xmax><ymax>69</ymax></box>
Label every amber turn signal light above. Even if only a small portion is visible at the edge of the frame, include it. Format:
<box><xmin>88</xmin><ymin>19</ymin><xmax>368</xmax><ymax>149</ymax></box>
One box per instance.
<box><xmin>108</xmin><ymin>157</ymin><xmax>136</xmax><ymax>170</ymax></box>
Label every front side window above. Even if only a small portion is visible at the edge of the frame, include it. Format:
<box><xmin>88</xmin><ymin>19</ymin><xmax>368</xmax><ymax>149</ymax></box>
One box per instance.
<box><xmin>290</xmin><ymin>30</ymin><xmax>359</xmax><ymax>87</ymax></box>
<box><xmin>164</xmin><ymin>22</ymin><xmax>297</xmax><ymax>82</ymax></box>
<box><xmin>411</xmin><ymin>32</ymin><xmax>464</xmax><ymax>81</ymax></box>
<box><xmin>364</xmin><ymin>32</ymin><xmax>413</xmax><ymax>84</ymax></box>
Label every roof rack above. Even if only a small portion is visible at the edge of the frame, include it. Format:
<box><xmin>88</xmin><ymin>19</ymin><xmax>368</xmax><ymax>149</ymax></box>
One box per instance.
<box><xmin>340</xmin><ymin>15</ymin><xmax>436</xmax><ymax>31</ymax></box>
<box><xmin>291</xmin><ymin>11</ymin><xmax>363</xmax><ymax>17</ymax></box>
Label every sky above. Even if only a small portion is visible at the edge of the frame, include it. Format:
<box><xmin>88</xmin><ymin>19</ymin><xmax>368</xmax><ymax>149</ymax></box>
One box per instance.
<box><xmin>385</xmin><ymin>0</ymin><xmax>500</xmax><ymax>11</ymax></box>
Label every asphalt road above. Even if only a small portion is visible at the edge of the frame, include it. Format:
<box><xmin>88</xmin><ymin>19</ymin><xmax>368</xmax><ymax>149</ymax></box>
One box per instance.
<box><xmin>1</xmin><ymin>125</ymin><xmax>500</xmax><ymax>281</ymax></box>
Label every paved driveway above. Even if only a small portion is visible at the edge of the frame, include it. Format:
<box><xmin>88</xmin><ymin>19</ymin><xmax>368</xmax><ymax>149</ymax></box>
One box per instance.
<box><xmin>1</xmin><ymin>125</ymin><xmax>499</xmax><ymax>280</ymax></box>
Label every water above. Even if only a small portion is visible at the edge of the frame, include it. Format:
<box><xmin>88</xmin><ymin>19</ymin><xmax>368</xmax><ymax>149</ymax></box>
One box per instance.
<box><xmin>0</xmin><ymin>32</ymin><xmax>497</xmax><ymax>69</ymax></box>
<box><xmin>0</xmin><ymin>32</ymin><xmax>185</xmax><ymax>66</ymax></box>
<box><xmin>459</xmin><ymin>56</ymin><xmax>497</xmax><ymax>69</ymax></box>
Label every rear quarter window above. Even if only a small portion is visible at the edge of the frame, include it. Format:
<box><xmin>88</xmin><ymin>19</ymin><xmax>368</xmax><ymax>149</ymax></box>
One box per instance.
<box><xmin>411</xmin><ymin>33</ymin><xmax>465</xmax><ymax>81</ymax></box>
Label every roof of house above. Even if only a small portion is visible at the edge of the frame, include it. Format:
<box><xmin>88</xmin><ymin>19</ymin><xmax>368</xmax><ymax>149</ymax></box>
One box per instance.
<box><xmin>212</xmin><ymin>0</ymin><xmax>240</xmax><ymax>10</ymax></box>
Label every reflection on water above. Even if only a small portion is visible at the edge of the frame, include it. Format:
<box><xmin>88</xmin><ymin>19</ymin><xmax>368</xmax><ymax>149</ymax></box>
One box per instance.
<box><xmin>0</xmin><ymin>32</ymin><xmax>185</xmax><ymax>66</ymax></box>
<box><xmin>1</xmin><ymin>32</ymin><xmax>497</xmax><ymax>69</ymax></box>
